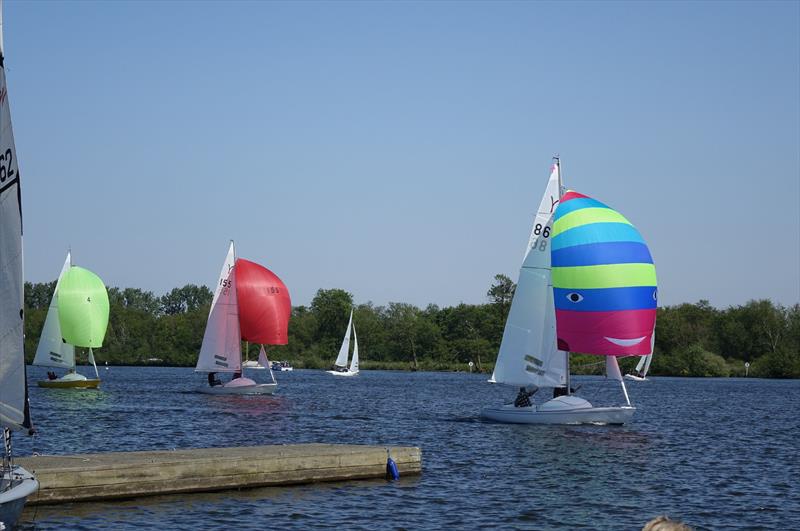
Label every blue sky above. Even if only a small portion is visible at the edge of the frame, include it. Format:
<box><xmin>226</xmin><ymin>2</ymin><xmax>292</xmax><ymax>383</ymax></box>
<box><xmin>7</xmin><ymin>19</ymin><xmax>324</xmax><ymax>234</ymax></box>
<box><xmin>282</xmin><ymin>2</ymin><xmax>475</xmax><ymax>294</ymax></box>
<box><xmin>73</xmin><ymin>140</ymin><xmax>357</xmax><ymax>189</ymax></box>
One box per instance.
<box><xmin>6</xmin><ymin>0</ymin><xmax>799</xmax><ymax>309</ymax></box>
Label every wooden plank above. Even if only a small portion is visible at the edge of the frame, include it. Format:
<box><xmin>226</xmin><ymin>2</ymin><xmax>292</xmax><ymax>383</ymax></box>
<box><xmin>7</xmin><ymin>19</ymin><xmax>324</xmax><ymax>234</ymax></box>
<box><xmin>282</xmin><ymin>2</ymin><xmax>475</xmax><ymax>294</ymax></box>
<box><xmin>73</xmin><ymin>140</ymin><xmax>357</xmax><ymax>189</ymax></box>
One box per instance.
<box><xmin>16</xmin><ymin>444</ymin><xmax>421</xmax><ymax>505</ymax></box>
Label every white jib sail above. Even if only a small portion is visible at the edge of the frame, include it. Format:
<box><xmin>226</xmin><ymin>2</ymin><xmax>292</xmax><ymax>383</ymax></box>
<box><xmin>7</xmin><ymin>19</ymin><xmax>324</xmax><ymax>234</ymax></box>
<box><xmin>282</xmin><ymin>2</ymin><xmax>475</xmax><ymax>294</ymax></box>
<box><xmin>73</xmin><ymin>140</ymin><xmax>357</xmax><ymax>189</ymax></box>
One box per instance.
<box><xmin>0</xmin><ymin>41</ymin><xmax>28</xmax><ymax>431</ymax></box>
<box><xmin>490</xmin><ymin>163</ymin><xmax>567</xmax><ymax>389</ymax></box>
<box><xmin>334</xmin><ymin>309</ymin><xmax>353</xmax><ymax>368</ymax></box>
<box><xmin>196</xmin><ymin>241</ymin><xmax>241</xmax><ymax>373</ymax></box>
<box><xmin>33</xmin><ymin>252</ymin><xmax>76</xmax><ymax>370</ymax></box>
<box><xmin>258</xmin><ymin>345</ymin><xmax>276</xmax><ymax>384</ymax></box>
<box><xmin>349</xmin><ymin>321</ymin><xmax>359</xmax><ymax>373</ymax></box>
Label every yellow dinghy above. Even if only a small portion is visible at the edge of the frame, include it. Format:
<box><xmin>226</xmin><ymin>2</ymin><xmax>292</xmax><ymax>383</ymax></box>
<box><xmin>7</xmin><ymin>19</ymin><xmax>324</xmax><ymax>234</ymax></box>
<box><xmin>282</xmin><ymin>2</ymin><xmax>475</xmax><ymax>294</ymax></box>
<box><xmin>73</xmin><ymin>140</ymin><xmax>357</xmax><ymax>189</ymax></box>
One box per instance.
<box><xmin>38</xmin><ymin>372</ymin><xmax>100</xmax><ymax>389</ymax></box>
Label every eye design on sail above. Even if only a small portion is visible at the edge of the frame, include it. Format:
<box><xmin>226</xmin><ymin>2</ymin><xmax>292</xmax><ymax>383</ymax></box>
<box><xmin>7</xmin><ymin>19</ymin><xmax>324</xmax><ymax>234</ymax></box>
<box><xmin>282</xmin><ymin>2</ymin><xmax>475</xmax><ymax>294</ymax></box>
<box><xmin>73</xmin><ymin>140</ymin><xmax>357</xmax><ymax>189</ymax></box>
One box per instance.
<box><xmin>652</xmin><ymin>289</ymin><xmax>657</xmax><ymax>301</ymax></box>
<box><xmin>566</xmin><ymin>292</ymin><xmax>584</xmax><ymax>303</ymax></box>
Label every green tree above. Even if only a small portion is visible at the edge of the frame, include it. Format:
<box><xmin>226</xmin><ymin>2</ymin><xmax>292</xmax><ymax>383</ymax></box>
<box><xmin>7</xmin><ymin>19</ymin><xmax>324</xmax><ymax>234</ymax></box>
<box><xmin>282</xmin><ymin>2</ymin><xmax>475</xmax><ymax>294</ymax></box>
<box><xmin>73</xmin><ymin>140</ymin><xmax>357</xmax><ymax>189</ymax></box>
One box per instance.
<box><xmin>487</xmin><ymin>274</ymin><xmax>515</xmax><ymax>312</ymax></box>
<box><xmin>161</xmin><ymin>284</ymin><xmax>213</xmax><ymax>315</ymax></box>
<box><xmin>310</xmin><ymin>288</ymin><xmax>354</xmax><ymax>355</ymax></box>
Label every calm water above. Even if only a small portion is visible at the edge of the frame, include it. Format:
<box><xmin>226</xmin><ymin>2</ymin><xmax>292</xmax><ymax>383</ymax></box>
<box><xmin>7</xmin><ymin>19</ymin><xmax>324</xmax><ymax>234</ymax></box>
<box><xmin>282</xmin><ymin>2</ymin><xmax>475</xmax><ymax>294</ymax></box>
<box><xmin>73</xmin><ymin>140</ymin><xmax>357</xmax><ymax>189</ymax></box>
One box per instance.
<box><xmin>13</xmin><ymin>366</ymin><xmax>800</xmax><ymax>530</ymax></box>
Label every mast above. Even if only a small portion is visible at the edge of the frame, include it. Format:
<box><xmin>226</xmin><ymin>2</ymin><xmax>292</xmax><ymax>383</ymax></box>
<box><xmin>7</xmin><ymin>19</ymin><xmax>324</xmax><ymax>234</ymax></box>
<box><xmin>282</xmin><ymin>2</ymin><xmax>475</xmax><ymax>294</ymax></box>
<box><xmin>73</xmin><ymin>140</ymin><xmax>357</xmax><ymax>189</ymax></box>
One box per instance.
<box><xmin>0</xmin><ymin>0</ymin><xmax>4</xmax><ymax>60</ymax></box>
<box><xmin>554</xmin><ymin>155</ymin><xmax>571</xmax><ymax>396</ymax></box>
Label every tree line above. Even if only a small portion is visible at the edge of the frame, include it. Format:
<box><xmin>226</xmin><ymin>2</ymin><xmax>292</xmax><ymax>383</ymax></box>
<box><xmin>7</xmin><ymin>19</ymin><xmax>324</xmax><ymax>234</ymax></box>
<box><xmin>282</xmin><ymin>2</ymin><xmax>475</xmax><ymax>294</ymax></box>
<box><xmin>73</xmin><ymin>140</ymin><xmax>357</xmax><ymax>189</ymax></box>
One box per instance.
<box><xmin>23</xmin><ymin>274</ymin><xmax>800</xmax><ymax>378</ymax></box>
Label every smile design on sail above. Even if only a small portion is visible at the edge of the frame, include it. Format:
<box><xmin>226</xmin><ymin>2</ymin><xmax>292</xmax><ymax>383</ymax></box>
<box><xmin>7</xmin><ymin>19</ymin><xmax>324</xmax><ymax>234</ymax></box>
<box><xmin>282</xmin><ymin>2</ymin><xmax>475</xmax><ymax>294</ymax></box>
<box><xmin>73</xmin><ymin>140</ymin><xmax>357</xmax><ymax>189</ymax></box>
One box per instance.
<box><xmin>481</xmin><ymin>158</ymin><xmax>657</xmax><ymax>425</ymax></box>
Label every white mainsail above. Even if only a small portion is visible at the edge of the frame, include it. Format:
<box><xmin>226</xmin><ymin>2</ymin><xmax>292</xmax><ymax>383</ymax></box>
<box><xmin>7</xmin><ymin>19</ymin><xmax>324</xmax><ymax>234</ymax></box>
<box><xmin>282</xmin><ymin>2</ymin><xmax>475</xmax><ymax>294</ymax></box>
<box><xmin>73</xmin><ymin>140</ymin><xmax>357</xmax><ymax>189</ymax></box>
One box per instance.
<box><xmin>489</xmin><ymin>163</ymin><xmax>567</xmax><ymax>389</ymax></box>
<box><xmin>195</xmin><ymin>241</ymin><xmax>241</xmax><ymax>373</ymax></box>
<box><xmin>0</xmin><ymin>29</ymin><xmax>28</xmax><ymax>431</ymax></box>
<box><xmin>349</xmin><ymin>321</ymin><xmax>359</xmax><ymax>373</ymax></box>
<box><xmin>334</xmin><ymin>309</ymin><xmax>353</xmax><ymax>368</ymax></box>
<box><xmin>33</xmin><ymin>252</ymin><xmax>76</xmax><ymax>370</ymax></box>
<box><xmin>634</xmin><ymin>354</ymin><xmax>652</xmax><ymax>376</ymax></box>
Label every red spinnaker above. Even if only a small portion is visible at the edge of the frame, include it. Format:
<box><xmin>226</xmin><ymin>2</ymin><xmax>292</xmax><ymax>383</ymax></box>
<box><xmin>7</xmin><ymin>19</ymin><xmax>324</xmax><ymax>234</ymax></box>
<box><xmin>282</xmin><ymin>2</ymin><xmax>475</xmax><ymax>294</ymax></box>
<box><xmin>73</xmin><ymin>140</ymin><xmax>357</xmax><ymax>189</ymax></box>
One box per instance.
<box><xmin>234</xmin><ymin>258</ymin><xmax>291</xmax><ymax>345</ymax></box>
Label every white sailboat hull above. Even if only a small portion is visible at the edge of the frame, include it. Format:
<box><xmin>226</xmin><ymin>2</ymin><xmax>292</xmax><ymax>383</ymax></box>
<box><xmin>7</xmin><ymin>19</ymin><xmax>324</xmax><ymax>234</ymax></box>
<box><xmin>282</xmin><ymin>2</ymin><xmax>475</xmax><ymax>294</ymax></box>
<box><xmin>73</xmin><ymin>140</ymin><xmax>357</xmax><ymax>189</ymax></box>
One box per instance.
<box><xmin>242</xmin><ymin>360</ymin><xmax>267</xmax><ymax>370</ymax></box>
<box><xmin>0</xmin><ymin>466</ymin><xmax>38</xmax><ymax>528</ymax></box>
<box><xmin>481</xmin><ymin>396</ymin><xmax>635</xmax><ymax>425</ymax></box>
<box><xmin>624</xmin><ymin>374</ymin><xmax>648</xmax><ymax>382</ymax></box>
<box><xmin>326</xmin><ymin>370</ymin><xmax>358</xmax><ymax>377</ymax></box>
<box><xmin>198</xmin><ymin>377</ymin><xmax>277</xmax><ymax>395</ymax></box>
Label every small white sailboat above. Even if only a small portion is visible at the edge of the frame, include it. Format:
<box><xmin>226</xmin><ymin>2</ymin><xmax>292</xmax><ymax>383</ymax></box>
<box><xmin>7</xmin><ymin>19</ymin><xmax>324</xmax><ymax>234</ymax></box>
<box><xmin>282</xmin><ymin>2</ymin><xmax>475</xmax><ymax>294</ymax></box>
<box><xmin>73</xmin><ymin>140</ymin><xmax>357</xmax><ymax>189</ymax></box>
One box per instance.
<box><xmin>242</xmin><ymin>342</ymin><xmax>268</xmax><ymax>370</ymax></box>
<box><xmin>482</xmin><ymin>158</ymin><xmax>657</xmax><ymax>425</ymax></box>
<box><xmin>327</xmin><ymin>309</ymin><xmax>359</xmax><ymax>377</ymax></box>
<box><xmin>624</xmin><ymin>341</ymin><xmax>653</xmax><ymax>382</ymax></box>
<box><xmin>196</xmin><ymin>241</ymin><xmax>290</xmax><ymax>395</ymax></box>
<box><xmin>33</xmin><ymin>252</ymin><xmax>106</xmax><ymax>389</ymax></box>
<box><xmin>0</xmin><ymin>3</ymin><xmax>39</xmax><ymax>522</ymax></box>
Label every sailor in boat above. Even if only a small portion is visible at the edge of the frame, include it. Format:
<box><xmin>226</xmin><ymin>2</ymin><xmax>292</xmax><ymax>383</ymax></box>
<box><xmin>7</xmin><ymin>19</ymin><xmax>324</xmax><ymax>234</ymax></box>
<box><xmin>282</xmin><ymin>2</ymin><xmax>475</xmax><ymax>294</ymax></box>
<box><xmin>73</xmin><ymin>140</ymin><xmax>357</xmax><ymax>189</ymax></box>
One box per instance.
<box><xmin>552</xmin><ymin>384</ymin><xmax>581</xmax><ymax>398</ymax></box>
<box><xmin>207</xmin><ymin>372</ymin><xmax>222</xmax><ymax>387</ymax></box>
<box><xmin>514</xmin><ymin>386</ymin><xmax>537</xmax><ymax>407</ymax></box>
<box><xmin>47</xmin><ymin>371</ymin><xmax>57</xmax><ymax>380</ymax></box>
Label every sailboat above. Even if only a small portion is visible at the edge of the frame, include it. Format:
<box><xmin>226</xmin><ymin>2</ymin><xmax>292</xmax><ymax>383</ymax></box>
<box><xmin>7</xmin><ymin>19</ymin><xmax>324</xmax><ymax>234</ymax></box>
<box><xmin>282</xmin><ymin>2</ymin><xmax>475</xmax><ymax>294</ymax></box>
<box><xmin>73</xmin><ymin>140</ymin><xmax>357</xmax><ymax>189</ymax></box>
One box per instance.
<box><xmin>481</xmin><ymin>158</ymin><xmax>657</xmax><ymax>425</ymax></box>
<box><xmin>195</xmin><ymin>241</ymin><xmax>291</xmax><ymax>395</ymax></box>
<box><xmin>33</xmin><ymin>252</ymin><xmax>109</xmax><ymax>389</ymax></box>
<box><xmin>625</xmin><ymin>335</ymin><xmax>654</xmax><ymax>381</ymax></box>
<box><xmin>0</xmin><ymin>2</ymin><xmax>39</xmax><ymax>523</ymax></box>
<box><xmin>327</xmin><ymin>309</ymin><xmax>359</xmax><ymax>377</ymax></box>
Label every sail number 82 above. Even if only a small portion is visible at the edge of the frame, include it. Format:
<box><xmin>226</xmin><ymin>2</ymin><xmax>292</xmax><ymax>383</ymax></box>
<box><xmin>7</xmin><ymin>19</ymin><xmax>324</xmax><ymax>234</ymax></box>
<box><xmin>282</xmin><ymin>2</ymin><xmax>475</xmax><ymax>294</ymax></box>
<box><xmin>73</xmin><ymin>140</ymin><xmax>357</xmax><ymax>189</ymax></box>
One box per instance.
<box><xmin>0</xmin><ymin>149</ymin><xmax>15</xmax><ymax>183</ymax></box>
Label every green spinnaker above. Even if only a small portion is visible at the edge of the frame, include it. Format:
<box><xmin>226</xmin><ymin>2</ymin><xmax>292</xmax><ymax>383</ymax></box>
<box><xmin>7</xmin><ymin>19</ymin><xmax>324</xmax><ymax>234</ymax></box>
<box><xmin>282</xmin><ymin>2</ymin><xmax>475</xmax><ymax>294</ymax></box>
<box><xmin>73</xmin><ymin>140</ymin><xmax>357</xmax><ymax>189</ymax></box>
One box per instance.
<box><xmin>57</xmin><ymin>266</ymin><xmax>109</xmax><ymax>348</ymax></box>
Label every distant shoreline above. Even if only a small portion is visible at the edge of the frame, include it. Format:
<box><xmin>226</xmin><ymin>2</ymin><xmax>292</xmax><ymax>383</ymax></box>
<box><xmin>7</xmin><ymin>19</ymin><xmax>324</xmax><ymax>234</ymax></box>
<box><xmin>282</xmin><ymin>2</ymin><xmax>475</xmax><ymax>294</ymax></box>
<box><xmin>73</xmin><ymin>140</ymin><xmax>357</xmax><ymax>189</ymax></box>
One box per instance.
<box><xmin>27</xmin><ymin>361</ymin><xmax>796</xmax><ymax>379</ymax></box>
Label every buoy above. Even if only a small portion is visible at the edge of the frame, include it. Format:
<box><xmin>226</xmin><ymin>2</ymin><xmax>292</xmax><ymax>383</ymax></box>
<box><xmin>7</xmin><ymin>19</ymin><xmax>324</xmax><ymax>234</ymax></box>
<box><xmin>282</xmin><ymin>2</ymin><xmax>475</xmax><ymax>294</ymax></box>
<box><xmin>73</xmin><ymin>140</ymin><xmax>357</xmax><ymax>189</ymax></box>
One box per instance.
<box><xmin>386</xmin><ymin>449</ymin><xmax>400</xmax><ymax>481</ymax></box>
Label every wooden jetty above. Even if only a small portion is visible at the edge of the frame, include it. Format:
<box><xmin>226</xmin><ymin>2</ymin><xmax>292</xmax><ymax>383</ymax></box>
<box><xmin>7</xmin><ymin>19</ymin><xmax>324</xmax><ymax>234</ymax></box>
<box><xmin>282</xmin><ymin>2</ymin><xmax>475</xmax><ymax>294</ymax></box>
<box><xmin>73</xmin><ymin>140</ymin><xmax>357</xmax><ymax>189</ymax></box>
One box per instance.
<box><xmin>16</xmin><ymin>443</ymin><xmax>421</xmax><ymax>505</ymax></box>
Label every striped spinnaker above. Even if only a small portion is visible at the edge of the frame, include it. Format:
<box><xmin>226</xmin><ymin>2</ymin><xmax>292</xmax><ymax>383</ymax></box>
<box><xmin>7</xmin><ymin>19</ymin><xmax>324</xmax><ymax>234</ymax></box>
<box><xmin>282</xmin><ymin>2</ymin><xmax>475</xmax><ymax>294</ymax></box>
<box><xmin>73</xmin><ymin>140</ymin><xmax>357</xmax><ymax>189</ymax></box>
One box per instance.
<box><xmin>551</xmin><ymin>191</ymin><xmax>657</xmax><ymax>356</ymax></box>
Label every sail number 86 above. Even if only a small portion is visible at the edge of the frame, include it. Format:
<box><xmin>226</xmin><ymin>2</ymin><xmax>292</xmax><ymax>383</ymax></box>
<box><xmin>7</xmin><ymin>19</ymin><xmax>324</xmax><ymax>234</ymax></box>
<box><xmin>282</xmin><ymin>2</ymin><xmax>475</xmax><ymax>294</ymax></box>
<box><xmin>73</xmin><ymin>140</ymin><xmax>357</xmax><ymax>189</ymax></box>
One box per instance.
<box><xmin>533</xmin><ymin>224</ymin><xmax>550</xmax><ymax>238</ymax></box>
